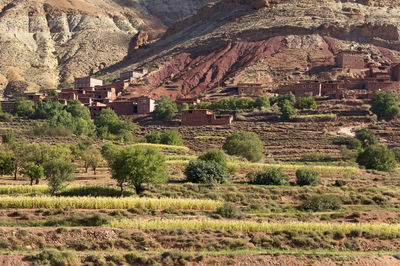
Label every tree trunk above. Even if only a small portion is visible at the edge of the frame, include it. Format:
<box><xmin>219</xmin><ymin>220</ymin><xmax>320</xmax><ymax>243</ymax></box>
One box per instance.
<box><xmin>93</xmin><ymin>167</ymin><xmax>96</xmax><ymax>175</ymax></box>
<box><xmin>134</xmin><ymin>184</ymin><xmax>143</xmax><ymax>195</ymax></box>
<box><xmin>30</xmin><ymin>178</ymin><xmax>33</xmax><ymax>186</ymax></box>
<box><xmin>14</xmin><ymin>169</ymin><xmax>17</xmax><ymax>180</ymax></box>
<box><xmin>35</xmin><ymin>179</ymin><xmax>39</xmax><ymax>185</ymax></box>
<box><xmin>119</xmin><ymin>183</ymin><xmax>124</xmax><ymax>197</ymax></box>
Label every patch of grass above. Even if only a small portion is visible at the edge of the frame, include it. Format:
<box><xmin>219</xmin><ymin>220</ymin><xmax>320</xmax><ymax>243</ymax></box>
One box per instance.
<box><xmin>0</xmin><ymin>196</ymin><xmax>221</xmax><ymax>210</ymax></box>
<box><xmin>131</xmin><ymin>143</ymin><xmax>189</xmax><ymax>151</ymax></box>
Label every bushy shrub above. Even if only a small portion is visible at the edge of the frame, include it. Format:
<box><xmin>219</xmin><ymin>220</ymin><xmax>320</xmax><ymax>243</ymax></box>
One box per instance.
<box><xmin>247</xmin><ymin>167</ymin><xmax>289</xmax><ymax>185</ymax></box>
<box><xmin>223</xmin><ymin>131</ymin><xmax>263</xmax><ymax>162</ymax></box>
<box><xmin>28</xmin><ymin>249</ymin><xmax>79</xmax><ymax>265</ymax></box>
<box><xmin>198</xmin><ymin>149</ymin><xmax>227</xmax><ymax>168</ymax></box>
<box><xmin>371</xmin><ymin>90</ymin><xmax>400</xmax><ymax>120</ymax></box>
<box><xmin>216</xmin><ymin>203</ymin><xmax>241</xmax><ymax>218</ymax></box>
<box><xmin>254</xmin><ymin>96</ymin><xmax>270</xmax><ymax>110</ymax></box>
<box><xmin>279</xmin><ymin>99</ymin><xmax>297</xmax><ymax>120</ymax></box>
<box><xmin>296</xmin><ymin>169</ymin><xmax>321</xmax><ymax>186</ymax></box>
<box><xmin>356</xmin><ymin>145</ymin><xmax>396</xmax><ymax>171</ymax></box>
<box><xmin>145</xmin><ymin>130</ymin><xmax>184</xmax><ymax>146</ymax></box>
<box><xmin>355</xmin><ymin>129</ymin><xmax>378</xmax><ymax>147</ymax></box>
<box><xmin>154</xmin><ymin>95</ymin><xmax>178</xmax><ymax>122</ymax></box>
<box><xmin>301</xmin><ymin>194</ymin><xmax>342</xmax><ymax>211</ymax></box>
<box><xmin>294</xmin><ymin>93</ymin><xmax>317</xmax><ymax>109</ymax></box>
<box><xmin>185</xmin><ymin>160</ymin><xmax>227</xmax><ymax>184</ymax></box>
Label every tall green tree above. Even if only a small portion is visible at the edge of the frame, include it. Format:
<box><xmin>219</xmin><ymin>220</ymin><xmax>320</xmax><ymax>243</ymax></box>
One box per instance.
<box><xmin>13</xmin><ymin>97</ymin><xmax>34</xmax><ymax>117</ymax></box>
<box><xmin>43</xmin><ymin>159</ymin><xmax>75</xmax><ymax>195</ymax></box>
<box><xmin>0</xmin><ymin>151</ymin><xmax>14</xmax><ymax>176</ymax></box>
<box><xmin>110</xmin><ymin>147</ymin><xmax>168</xmax><ymax>195</ymax></box>
<box><xmin>355</xmin><ymin>129</ymin><xmax>378</xmax><ymax>148</ymax></box>
<box><xmin>20</xmin><ymin>162</ymin><xmax>44</xmax><ymax>186</ymax></box>
<box><xmin>154</xmin><ymin>96</ymin><xmax>178</xmax><ymax>122</ymax></box>
<box><xmin>357</xmin><ymin>145</ymin><xmax>397</xmax><ymax>171</ymax></box>
<box><xmin>223</xmin><ymin>132</ymin><xmax>264</xmax><ymax>162</ymax></box>
<box><xmin>371</xmin><ymin>91</ymin><xmax>400</xmax><ymax>120</ymax></box>
<box><xmin>81</xmin><ymin>148</ymin><xmax>102</xmax><ymax>174</ymax></box>
<box><xmin>279</xmin><ymin>99</ymin><xmax>297</xmax><ymax>120</ymax></box>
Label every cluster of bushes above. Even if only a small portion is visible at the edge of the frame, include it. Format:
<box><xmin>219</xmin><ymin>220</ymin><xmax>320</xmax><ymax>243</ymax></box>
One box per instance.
<box><xmin>195</xmin><ymin>96</ymin><xmax>270</xmax><ymax>111</ymax></box>
<box><xmin>247</xmin><ymin>168</ymin><xmax>321</xmax><ymax>187</ymax></box>
<box><xmin>340</xmin><ymin>128</ymin><xmax>397</xmax><ymax>171</ymax></box>
<box><xmin>277</xmin><ymin>92</ymin><xmax>317</xmax><ymax>120</ymax></box>
<box><xmin>145</xmin><ymin>130</ymin><xmax>184</xmax><ymax>146</ymax></box>
<box><xmin>222</xmin><ymin>131</ymin><xmax>264</xmax><ymax>162</ymax></box>
<box><xmin>370</xmin><ymin>90</ymin><xmax>400</xmax><ymax>120</ymax></box>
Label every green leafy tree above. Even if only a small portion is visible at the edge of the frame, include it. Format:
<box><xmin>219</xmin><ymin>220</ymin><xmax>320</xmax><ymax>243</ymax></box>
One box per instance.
<box><xmin>160</xmin><ymin>130</ymin><xmax>184</xmax><ymax>145</ymax></box>
<box><xmin>254</xmin><ymin>96</ymin><xmax>270</xmax><ymax>110</ymax></box>
<box><xmin>101</xmin><ymin>143</ymin><xmax>123</xmax><ymax>167</ymax></box>
<box><xmin>184</xmin><ymin>160</ymin><xmax>227</xmax><ymax>184</ymax></box>
<box><xmin>110</xmin><ymin>147</ymin><xmax>167</xmax><ymax>195</ymax></box>
<box><xmin>81</xmin><ymin>148</ymin><xmax>103</xmax><ymax>174</ymax></box>
<box><xmin>9</xmin><ymin>141</ymin><xmax>27</xmax><ymax>180</ymax></box>
<box><xmin>279</xmin><ymin>99</ymin><xmax>297</xmax><ymax>120</ymax></box>
<box><xmin>154</xmin><ymin>96</ymin><xmax>178</xmax><ymax>122</ymax></box>
<box><xmin>371</xmin><ymin>91</ymin><xmax>400</xmax><ymax>120</ymax></box>
<box><xmin>198</xmin><ymin>149</ymin><xmax>227</xmax><ymax>168</ymax></box>
<box><xmin>20</xmin><ymin>162</ymin><xmax>44</xmax><ymax>186</ymax></box>
<box><xmin>278</xmin><ymin>92</ymin><xmax>296</xmax><ymax>106</ymax></box>
<box><xmin>44</xmin><ymin>159</ymin><xmax>75</xmax><ymax>195</ymax></box>
<box><xmin>178</xmin><ymin>103</ymin><xmax>189</xmax><ymax>112</ymax></box>
<box><xmin>223</xmin><ymin>131</ymin><xmax>264</xmax><ymax>162</ymax></box>
<box><xmin>145</xmin><ymin>132</ymin><xmax>162</xmax><ymax>144</ymax></box>
<box><xmin>296</xmin><ymin>169</ymin><xmax>321</xmax><ymax>186</ymax></box>
<box><xmin>13</xmin><ymin>97</ymin><xmax>34</xmax><ymax>117</ymax></box>
<box><xmin>356</xmin><ymin>145</ymin><xmax>397</xmax><ymax>171</ymax></box>
<box><xmin>247</xmin><ymin>167</ymin><xmax>289</xmax><ymax>185</ymax></box>
<box><xmin>33</xmin><ymin>100</ymin><xmax>64</xmax><ymax>119</ymax></box>
<box><xmin>294</xmin><ymin>93</ymin><xmax>317</xmax><ymax>109</ymax></box>
<box><xmin>0</xmin><ymin>151</ymin><xmax>14</xmax><ymax>176</ymax></box>
<box><xmin>355</xmin><ymin>129</ymin><xmax>378</xmax><ymax>148</ymax></box>
<box><xmin>94</xmin><ymin>108</ymin><xmax>135</xmax><ymax>138</ymax></box>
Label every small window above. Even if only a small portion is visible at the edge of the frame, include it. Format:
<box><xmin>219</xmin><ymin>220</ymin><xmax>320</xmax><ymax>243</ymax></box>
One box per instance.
<box><xmin>188</xmin><ymin>110</ymin><xmax>193</xmax><ymax>114</ymax></box>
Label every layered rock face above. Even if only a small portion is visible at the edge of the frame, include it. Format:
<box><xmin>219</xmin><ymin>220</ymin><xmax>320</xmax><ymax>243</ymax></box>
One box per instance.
<box><xmin>0</xmin><ymin>0</ymin><xmax>213</xmax><ymax>96</ymax></box>
<box><xmin>115</xmin><ymin>0</ymin><xmax>400</xmax><ymax>96</ymax></box>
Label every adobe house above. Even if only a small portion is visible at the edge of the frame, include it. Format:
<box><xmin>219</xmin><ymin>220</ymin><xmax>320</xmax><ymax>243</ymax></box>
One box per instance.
<box><xmin>237</xmin><ymin>83</ymin><xmax>265</xmax><ymax>97</ymax></box>
<box><xmin>181</xmin><ymin>109</ymin><xmax>233</xmax><ymax>126</ymax></box>
<box><xmin>74</xmin><ymin>77</ymin><xmax>103</xmax><ymax>89</ymax></box>
<box><xmin>137</xmin><ymin>96</ymin><xmax>155</xmax><ymax>114</ymax></box>
<box><xmin>0</xmin><ymin>101</ymin><xmax>15</xmax><ymax>113</ymax></box>
<box><xmin>336</xmin><ymin>50</ymin><xmax>366</xmax><ymax>69</ymax></box>
<box><xmin>109</xmin><ymin>101</ymin><xmax>137</xmax><ymax>116</ymax></box>
<box><xmin>96</xmin><ymin>81</ymin><xmax>129</xmax><ymax>96</ymax></box>
<box><xmin>120</xmin><ymin>69</ymin><xmax>148</xmax><ymax>81</ymax></box>
<box><xmin>278</xmin><ymin>81</ymin><xmax>322</xmax><ymax>97</ymax></box>
<box><xmin>89</xmin><ymin>102</ymin><xmax>108</xmax><ymax>119</ymax></box>
<box><xmin>392</xmin><ymin>63</ymin><xmax>400</xmax><ymax>81</ymax></box>
<box><xmin>58</xmin><ymin>89</ymin><xmax>78</xmax><ymax>101</ymax></box>
<box><xmin>23</xmin><ymin>92</ymin><xmax>44</xmax><ymax>104</ymax></box>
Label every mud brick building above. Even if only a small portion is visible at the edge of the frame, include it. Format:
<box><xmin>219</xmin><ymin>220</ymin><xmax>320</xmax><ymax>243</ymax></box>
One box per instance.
<box><xmin>137</xmin><ymin>96</ymin><xmax>155</xmax><ymax>114</ymax></box>
<box><xmin>176</xmin><ymin>97</ymin><xmax>200</xmax><ymax>105</ymax></box>
<box><xmin>0</xmin><ymin>101</ymin><xmax>15</xmax><ymax>113</ymax></box>
<box><xmin>181</xmin><ymin>109</ymin><xmax>233</xmax><ymax>126</ymax></box>
<box><xmin>120</xmin><ymin>69</ymin><xmax>148</xmax><ymax>81</ymax></box>
<box><xmin>337</xmin><ymin>50</ymin><xmax>366</xmax><ymax>69</ymax></box>
<box><xmin>278</xmin><ymin>81</ymin><xmax>322</xmax><ymax>97</ymax></box>
<box><xmin>237</xmin><ymin>83</ymin><xmax>265</xmax><ymax>97</ymax></box>
<box><xmin>74</xmin><ymin>77</ymin><xmax>103</xmax><ymax>89</ymax></box>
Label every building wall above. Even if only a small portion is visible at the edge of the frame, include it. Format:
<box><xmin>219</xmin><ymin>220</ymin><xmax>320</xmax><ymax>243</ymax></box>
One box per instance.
<box><xmin>392</xmin><ymin>64</ymin><xmax>400</xmax><ymax>81</ymax></box>
<box><xmin>1</xmin><ymin>101</ymin><xmax>15</xmax><ymax>113</ymax></box>
<box><xmin>109</xmin><ymin>101</ymin><xmax>137</xmax><ymax>116</ymax></box>
<box><xmin>278</xmin><ymin>82</ymin><xmax>321</xmax><ymax>97</ymax></box>
<box><xmin>337</xmin><ymin>52</ymin><xmax>365</xmax><ymax>69</ymax></box>
<box><xmin>181</xmin><ymin>110</ymin><xmax>232</xmax><ymax>126</ymax></box>
<box><xmin>137</xmin><ymin>97</ymin><xmax>155</xmax><ymax>114</ymax></box>
<box><xmin>120</xmin><ymin>70</ymin><xmax>148</xmax><ymax>81</ymax></box>
<box><xmin>75</xmin><ymin>77</ymin><xmax>103</xmax><ymax>88</ymax></box>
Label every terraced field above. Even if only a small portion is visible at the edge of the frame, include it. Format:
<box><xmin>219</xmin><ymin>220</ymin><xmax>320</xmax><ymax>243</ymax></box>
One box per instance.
<box><xmin>0</xmin><ymin>98</ymin><xmax>400</xmax><ymax>265</ymax></box>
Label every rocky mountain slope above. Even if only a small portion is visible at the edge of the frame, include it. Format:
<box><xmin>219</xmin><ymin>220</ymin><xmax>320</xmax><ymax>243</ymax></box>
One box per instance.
<box><xmin>0</xmin><ymin>0</ymin><xmax>212</xmax><ymax>96</ymax></box>
<box><xmin>110</xmin><ymin>0</ymin><xmax>400</xmax><ymax>97</ymax></box>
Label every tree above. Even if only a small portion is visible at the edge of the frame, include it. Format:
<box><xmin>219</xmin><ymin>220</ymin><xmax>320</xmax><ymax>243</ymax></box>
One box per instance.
<box><xmin>355</xmin><ymin>129</ymin><xmax>378</xmax><ymax>148</ymax></box>
<box><xmin>223</xmin><ymin>132</ymin><xmax>264</xmax><ymax>162</ymax></box>
<box><xmin>43</xmin><ymin>159</ymin><xmax>75</xmax><ymax>195</ymax></box>
<box><xmin>20</xmin><ymin>162</ymin><xmax>44</xmax><ymax>186</ymax></box>
<box><xmin>279</xmin><ymin>99</ymin><xmax>297</xmax><ymax>120</ymax></box>
<box><xmin>247</xmin><ymin>167</ymin><xmax>289</xmax><ymax>185</ymax></box>
<box><xmin>81</xmin><ymin>148</ymin><xmax>102</xmax><ymax>174</ymax></box>
<box><xmin>356</xmin><ymin>145</ymin><xmax>396</xmax><ymax>171</ymax></box>
<box><xmin>160</xmin><ymin>130</ymin><xmax>184</xmax><ymax>146</ymax></box>
<box><xmin>33</xmin><ymin>100</ymin><xmax>64</xmax><ymax>119</ymax></box>
<box><xmin>101</xmin><ymin>143</ymin><xmax>123</xmax><ymax>167</ymax></box>
<box><xmin>9</xmin><ymin>141</ymin><xmax>27</xmax><ymax>180</ymax></box>
<box><xmin>154</xmin><ymin>96</ymin><xmax>178</xmax><ymax>122</ymax></box>
<box><xmin>0</xmin><ymin>151</ymin><xmax>13</xmax><ymax>176</ymax></box>
<box><xmin>254</xmin><ymin>96</ymin><xmax>270</xmax><ymax>110</ymax></box>
<box><xmin>294</xmin><ymin>93</ymin><xmax>317</xmax><ymax>109</ymax></box>
<box><xmin>110</xmin><ymin>147</ymin><xmax>167</xmax><ymax>195</ymax></box>
<box><xmin>296</xmin><ymin>169</ymin><xmax>321</xmax><ymax>186</ymax></box>
<box><xmin>371</xmin><ymin>91</ymin><xmax>400</xmax><ymax>120</ymax></box>
<box><xmin>145</xmin><ymin>132</ymin><xmax>162</xmax><ymax>144</ymax></box>
<box><xmin>184</xmin><ymin>160</ymin><xmax>227</xmax><ymax>184</ymax></box>
<box><xmin>94</xmin><ymin>108</ymin><xmax>135</xmax><ymax>138</ymax></box>
<box><xmin>198</xmin><ymin>149</ymin><xmax>227</xmax><ymax>168</ymax></box>
<box><xmin>278</xmin><ymin>92</ymin><xmax>296</xmax><ymax>106</ymax></box>
<box><xmin>13</xmin><ymin>97</ymin><xmax>34</xmax><ymax>117</ymax></box>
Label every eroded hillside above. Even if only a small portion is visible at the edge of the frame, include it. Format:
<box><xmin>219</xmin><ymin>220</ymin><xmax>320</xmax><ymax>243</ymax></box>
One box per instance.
<box><xmin>0</xmin><ymin>0</ymin><xmax>212</xmax><ymax>96</ymax></box>
<box><xmin>112</xmin><ymin>0</ymin><xmax>400</xmax><ymax>97</ymax></box>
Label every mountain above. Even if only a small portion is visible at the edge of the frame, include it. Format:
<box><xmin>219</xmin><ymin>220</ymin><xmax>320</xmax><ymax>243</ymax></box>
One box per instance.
<box><xmin>108</xmin><ymin>0</ymin><xmax>400</xmax><ymax>98</ymax></box>
<box><xmin>0</xmin><ymin>0</ymin><xmax>212</xmax><ymax>96</ymax></box>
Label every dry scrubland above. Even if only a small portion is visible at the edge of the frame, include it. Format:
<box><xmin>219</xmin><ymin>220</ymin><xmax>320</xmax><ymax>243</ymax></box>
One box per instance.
<box><xmin>1</xmin><ymin>99</ymin><xmax>400</xmax><ymax>265</ymax></box>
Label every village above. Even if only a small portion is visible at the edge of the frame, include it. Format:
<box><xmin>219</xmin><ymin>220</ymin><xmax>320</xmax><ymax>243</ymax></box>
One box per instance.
<box><xmin>1</xmin><ymin>50</ymin><xmax>400</xmax><ymax>127</ymax></box>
